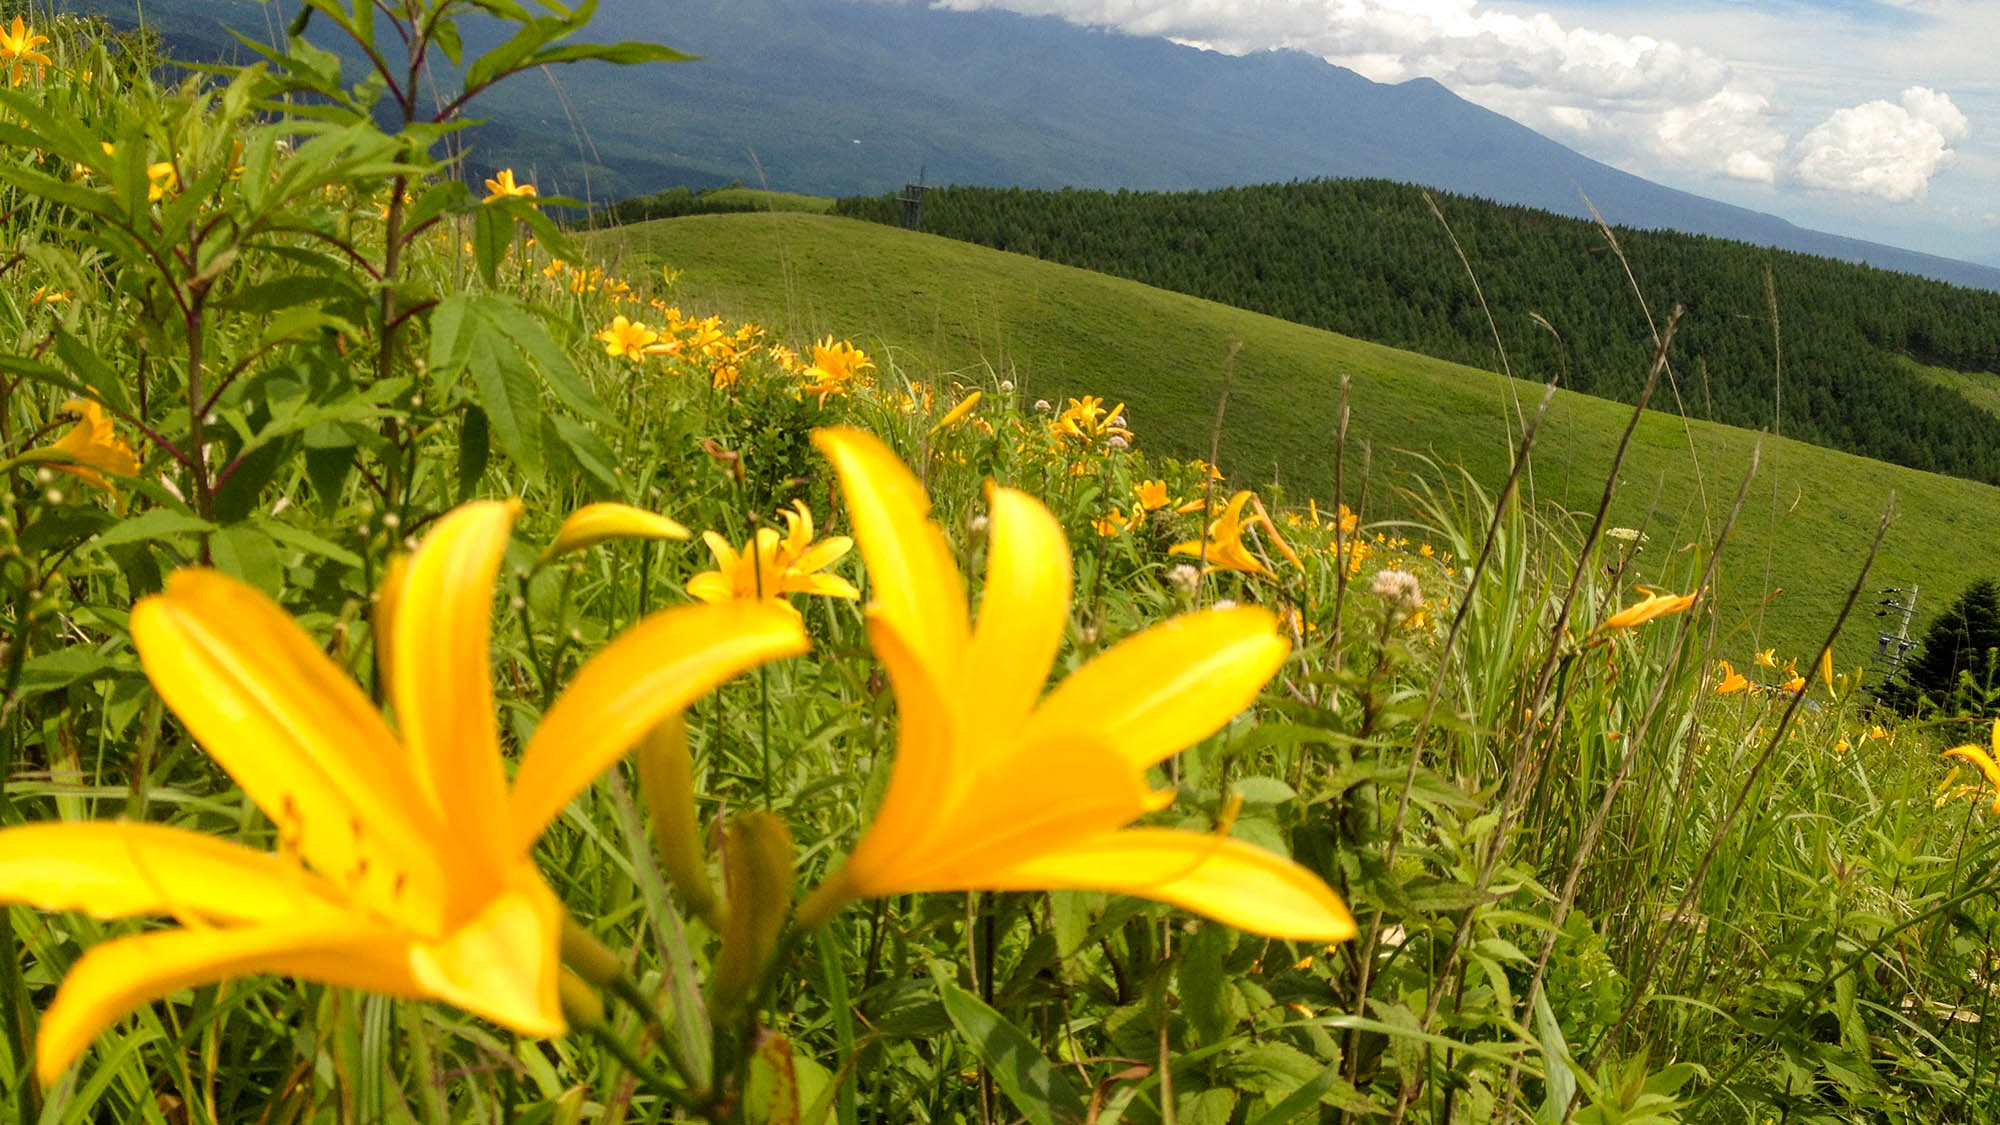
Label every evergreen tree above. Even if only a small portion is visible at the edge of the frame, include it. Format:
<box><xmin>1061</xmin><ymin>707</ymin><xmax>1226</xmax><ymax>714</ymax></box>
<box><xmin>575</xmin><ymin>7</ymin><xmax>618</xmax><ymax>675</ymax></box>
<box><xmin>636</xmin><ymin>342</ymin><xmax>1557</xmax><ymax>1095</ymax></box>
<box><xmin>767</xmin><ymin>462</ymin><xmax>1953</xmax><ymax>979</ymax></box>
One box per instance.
<box><xmin>1880</xmin><ymin>578</ymin><xmax>2000</xmax><ymax>716</ymax></box>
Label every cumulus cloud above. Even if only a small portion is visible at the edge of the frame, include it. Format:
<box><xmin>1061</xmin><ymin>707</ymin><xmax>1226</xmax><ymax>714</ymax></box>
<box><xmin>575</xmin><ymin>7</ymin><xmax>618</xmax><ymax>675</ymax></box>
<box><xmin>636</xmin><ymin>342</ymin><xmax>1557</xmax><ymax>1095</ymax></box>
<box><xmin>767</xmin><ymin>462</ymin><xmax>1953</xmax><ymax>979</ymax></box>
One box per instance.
<box><xmin>925</xmin><ymin>0</ymin><xmax>1972</xmax><ymax>204</ymax></box>
<box><xmin>1654</xmin><ymin>89</ymin><xmax>1786</xmax><ymax>185</ymax></box>
<box><xmin>1792</xmin><ymin>86</ymin><xmax>1968</xmax><ymax>201</ymax></box>
<box><xmin>933</xmin><ymin>0</ymin><xmax>1734</xmax><ymax>107</ymax></box>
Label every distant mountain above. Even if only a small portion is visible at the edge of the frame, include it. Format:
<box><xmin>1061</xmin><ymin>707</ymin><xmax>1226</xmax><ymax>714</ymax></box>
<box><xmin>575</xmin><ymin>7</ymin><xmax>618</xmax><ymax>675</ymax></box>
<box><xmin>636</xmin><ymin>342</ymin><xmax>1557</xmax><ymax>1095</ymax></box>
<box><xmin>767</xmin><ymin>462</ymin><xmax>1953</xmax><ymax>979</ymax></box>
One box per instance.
<box><xmin>77</xmin><ymin>0</ymin><xmax>2000</xmax><ymax>290</ymax></box>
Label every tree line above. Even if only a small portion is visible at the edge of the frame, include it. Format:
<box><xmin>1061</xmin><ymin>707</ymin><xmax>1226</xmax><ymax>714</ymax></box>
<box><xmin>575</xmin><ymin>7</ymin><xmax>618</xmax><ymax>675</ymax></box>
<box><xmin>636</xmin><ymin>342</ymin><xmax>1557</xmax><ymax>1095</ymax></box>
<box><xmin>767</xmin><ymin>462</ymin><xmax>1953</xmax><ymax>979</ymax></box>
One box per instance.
<box><xmin>835</xmin><ymin>179</ymin><xmax>2000</xmax><ymax>484</ymax></box>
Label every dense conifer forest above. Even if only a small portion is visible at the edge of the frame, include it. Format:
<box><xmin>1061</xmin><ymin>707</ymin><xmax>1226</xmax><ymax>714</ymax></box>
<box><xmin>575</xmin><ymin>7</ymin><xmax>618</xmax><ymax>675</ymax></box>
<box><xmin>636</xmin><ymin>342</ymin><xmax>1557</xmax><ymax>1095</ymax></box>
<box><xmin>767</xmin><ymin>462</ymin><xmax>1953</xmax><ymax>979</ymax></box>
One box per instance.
<box><xmin>836</xmin><ymin>180</ymin><xmax>2000</xmax><ymax>484</ymax></box>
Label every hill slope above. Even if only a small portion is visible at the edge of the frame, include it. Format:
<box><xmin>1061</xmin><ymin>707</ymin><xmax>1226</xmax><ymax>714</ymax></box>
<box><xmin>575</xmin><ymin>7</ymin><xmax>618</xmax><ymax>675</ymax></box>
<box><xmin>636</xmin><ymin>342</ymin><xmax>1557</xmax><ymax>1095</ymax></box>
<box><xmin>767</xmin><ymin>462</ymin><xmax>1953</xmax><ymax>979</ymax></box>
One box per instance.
<box><xmin>83</xmin><ymin>0</ymin><xmax>2000</xmax><ymax>289</ymax></box>
<box><xmin>598</xmin><ymin>211</ymin><xmax>1995</xmax><ymax>658</ymax></box>
<box><xmin>835</xmin><ymin>180</ymin><xmax>2000</xmax><ymax>486</ymax></box>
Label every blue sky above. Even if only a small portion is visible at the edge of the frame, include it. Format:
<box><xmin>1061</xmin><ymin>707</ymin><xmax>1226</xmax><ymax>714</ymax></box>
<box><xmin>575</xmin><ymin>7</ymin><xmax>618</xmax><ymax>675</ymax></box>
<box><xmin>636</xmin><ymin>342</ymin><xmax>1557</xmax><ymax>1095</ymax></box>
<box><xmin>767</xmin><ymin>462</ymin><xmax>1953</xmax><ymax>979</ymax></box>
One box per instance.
<box><xmin>939</xmin><ymin>0</ymin><xmax>1996</xmax><ymax>262</ymax></box>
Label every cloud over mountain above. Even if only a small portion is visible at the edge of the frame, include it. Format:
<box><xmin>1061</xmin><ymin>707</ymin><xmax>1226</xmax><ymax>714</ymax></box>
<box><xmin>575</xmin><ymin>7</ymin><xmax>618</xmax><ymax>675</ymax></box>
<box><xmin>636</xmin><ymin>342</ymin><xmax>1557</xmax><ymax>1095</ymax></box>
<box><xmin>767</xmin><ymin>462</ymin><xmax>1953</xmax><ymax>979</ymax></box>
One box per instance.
<box><xmin>1793</xmin><ymin>86</ymin><xmax>1968</xmax><ymax>202</ymax></box>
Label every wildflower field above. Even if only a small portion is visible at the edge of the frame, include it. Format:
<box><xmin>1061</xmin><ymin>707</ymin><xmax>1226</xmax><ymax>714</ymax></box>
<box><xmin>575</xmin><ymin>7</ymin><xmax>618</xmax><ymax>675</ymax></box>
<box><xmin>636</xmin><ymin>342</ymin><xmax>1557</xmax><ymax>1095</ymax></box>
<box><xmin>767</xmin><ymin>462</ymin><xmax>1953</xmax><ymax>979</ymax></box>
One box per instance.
<box><xmin>3</xmin><ymin>6</ymin><xmax>2000</xmax><ymax>1123</ymax></box>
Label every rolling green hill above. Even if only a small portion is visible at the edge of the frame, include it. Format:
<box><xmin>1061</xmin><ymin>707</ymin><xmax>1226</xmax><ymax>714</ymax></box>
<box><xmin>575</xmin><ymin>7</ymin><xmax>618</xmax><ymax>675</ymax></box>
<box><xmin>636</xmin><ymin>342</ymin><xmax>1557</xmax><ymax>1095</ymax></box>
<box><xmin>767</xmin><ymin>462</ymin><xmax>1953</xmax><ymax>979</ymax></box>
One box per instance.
<box><xmin>597</xmin><ymin>211</ymin><xmax>1993</xmax><ymax>662</ymax></box>
<box><xmin>836</xmin><ymin>181</ymin><xmax>2000</xmax><ymax>487</ymax></box>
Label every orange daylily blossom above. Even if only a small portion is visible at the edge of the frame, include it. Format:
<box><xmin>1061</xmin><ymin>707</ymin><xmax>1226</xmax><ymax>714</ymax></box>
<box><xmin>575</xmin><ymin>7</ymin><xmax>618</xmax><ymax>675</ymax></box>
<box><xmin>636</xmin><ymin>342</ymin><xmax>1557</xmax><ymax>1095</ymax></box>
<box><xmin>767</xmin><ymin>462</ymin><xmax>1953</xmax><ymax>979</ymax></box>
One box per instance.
<box><xmin>1713</xmin><ymin>660</ymin><xmax>1749</xmax><ymax>695</ymax></box>
<box><xmin>798</xmin><ymin>338</ymin><xmax>874</xmax><ymax>404</ymax></box>
<box><xmin>43</xmin><ymin>398</ymin><xmax>139</xmax><ymax>491</ymax></box>
<box><xmin>1944</xmin><ymin>720</ymin><xmax>2000</xmax><ymax>814</ymax></box>
<box><xmin>1169</xmin><ymin>491</ymin><xmax>1280</xmax><ymax>577</ymax></box>
<box><xmin>0</xmin><ymin>502</ymin><xmax>808</xmax><ymax>1084</ymax></box>
<box><xmin>1134</xmin><ymin>480</ymin><xmax>1172</xmax><ymax>512</ymax></box>
<box><xmin>1781</xmin><ymin>663</ymin><xmax>1807</xmax><ymax>694</ymax></box>
<box><xmin>0</xmin><ymin>16</ymin><xmax>51</xmax><ymax>86</ymax></box>
<box><xmin>541</xmin><ymin>503</ymin><xmax>690</xmax><ymax>562</ymax></box>
<box><xmin>483</xmin><ymin>169</ymin><xmax>538</xmax><ymax>202</ymax></box>
<box><xmin>1595</xmin><ymin>589</ymin><xmax>1698</xmax><ymax>633</ymax></box>
<box><xmin>796</xmin><ymin>427</ymin><xmax>1353</xmax><ymax>942</ymax></box>
<box><xmin>1754</xmin><ymin>648</ymin><xmax>1777</xmax><ymax>668</ymax></box>
<box><xmin>1818</xmin><ymin>647</ymin><xmax>1835</xmax><ymax>694</ymax></box>
<box><xmin>598</xmin><ymin>316</ymin><xmax>659</xmax><ymax>361</ymax></box>
<box><xmin>687</xmin><ymin>500</ymin><xmax>859</xmax><ymax>615</ymax></box>
<box><xmin>931</xmin><ymin>391</ymin><xmax>983</xmax><ymax>433</ymax></box>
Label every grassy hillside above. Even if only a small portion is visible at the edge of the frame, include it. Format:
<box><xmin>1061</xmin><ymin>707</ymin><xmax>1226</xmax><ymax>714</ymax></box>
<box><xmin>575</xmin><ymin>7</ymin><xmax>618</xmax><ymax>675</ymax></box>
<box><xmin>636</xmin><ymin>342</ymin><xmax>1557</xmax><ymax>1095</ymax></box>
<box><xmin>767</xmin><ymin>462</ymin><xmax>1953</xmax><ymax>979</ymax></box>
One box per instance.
<box><xmin>602</xmin><ymin>210</ymin><xmax>1997</xmax><ymax>659</ymax></box>
<box><xmin>836</xmin><ymin>181</ymin><xmax>2000</xmax><ymax>486</ymax></box>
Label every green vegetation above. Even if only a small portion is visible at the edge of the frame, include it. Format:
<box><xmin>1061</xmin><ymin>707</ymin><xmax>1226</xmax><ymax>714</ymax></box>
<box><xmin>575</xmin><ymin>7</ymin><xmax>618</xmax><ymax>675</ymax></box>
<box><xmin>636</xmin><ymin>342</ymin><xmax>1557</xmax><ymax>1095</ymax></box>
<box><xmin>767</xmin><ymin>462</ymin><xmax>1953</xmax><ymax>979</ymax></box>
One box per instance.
<box><xmin>837</xmin><ymin>180</ymin><xmax>2000</xmax><ymax>485</ymax></box>
<box><xmin>590</xmin><ymin>184</ymin><xmax>834</xmax><ymax>226</ymax></box>
<box><xmin>11</xmin><ymin>10</ymin><xmax>2000</xmax><ymax>1124</ymax></box>
<box><xmin>604</xmin><ymin>210</ymin><xmax>1998</xmax><ymax>660</ymax></box>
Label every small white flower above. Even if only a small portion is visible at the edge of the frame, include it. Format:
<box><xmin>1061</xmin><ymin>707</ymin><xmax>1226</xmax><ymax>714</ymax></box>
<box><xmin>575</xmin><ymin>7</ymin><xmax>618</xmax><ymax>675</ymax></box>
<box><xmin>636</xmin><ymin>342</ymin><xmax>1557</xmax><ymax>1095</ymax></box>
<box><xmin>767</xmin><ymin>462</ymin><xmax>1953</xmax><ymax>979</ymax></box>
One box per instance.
<box><xmin>1166</xmin><ymin>564</ymin><xmax>1202</xmax><ymax>595</ymax></box>
<box><xmin>1213</xmin><ymin>598</ymin><xmax>1238</xmax><ymax>611</ymax></box>
<box><xmin>999</xmin><ymin>379</ymin><xmax>1015</xmax><ymax>392</ymax></box>
<box><xmin>1033</xmin><ymin>399</ymin><xmax>1052</xmax><ymax>412</ymax></box>
<box><xmin>1370</xmin><ymin>569</ymin><xmax>1423</xmax><ymax>612</ymax></box>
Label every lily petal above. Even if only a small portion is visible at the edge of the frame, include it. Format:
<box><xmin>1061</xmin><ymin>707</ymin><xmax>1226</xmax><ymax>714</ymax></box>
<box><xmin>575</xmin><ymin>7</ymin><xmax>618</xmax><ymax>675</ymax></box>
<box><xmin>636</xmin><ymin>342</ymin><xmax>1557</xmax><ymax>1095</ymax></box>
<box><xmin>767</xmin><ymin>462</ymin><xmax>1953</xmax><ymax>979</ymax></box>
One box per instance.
<box><xmin>983</xmin><ymin>828</ymin><xmax>1356</xmax><ymax>942</ymax></box>
<box><xmin>0</xmin><ymin>822</ymin><xmax>347</xmax><ymax>924</ymax></box>
<box><xmin>813</xmin><ymin>427</ymin><xmax>969</xmax><ymax>677</ymax></box>
<box><xmin>408</xmin><ymin>864</ymin><xmax>565</xmax><ymax>1038</ymax></box>
<box><xmin>1024</xmin><ymin>607</ymin><xmax>1289</xmax><ymax>772</ymax></box>
<box><xmin>38</xmin><ymin>919</ymin><xmax>421</xmax><ymax>1086</ymax></box>
<box><xmin>508</xmin><ymin>602</ymin><xmax>810</xmax><ymax>853</ymax></box>
<box><xmin>131</xmin><ymin>571</ymin><xmax>445</xmax><ymax>923</ymax></box>
<box><xmin>836</xmin><ymin>616</ymin><xmax>961</xmax><ymax>891</ymax></box>
<box><xmin>541</xmin><ymin>503</ymin><xmax>689</xmax><ymax>562</ymax></box>
<box><xmin>394</xmin><ymin>500</ymin><xmax>517</xmax><ymax>887</ymax></box>
<box><xmin>967</xmin><ymin>487</ymin><xmax>1071</xmax><ymax>732</ymax></box>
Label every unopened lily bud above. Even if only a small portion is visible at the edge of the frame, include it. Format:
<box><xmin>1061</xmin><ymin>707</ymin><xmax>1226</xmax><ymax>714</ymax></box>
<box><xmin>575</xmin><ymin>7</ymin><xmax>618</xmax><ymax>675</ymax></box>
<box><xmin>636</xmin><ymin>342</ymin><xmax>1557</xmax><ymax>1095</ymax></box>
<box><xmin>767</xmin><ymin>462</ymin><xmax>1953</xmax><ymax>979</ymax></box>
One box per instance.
<box><xmin>560</xmin><ymin>914</ymin><xmax>625</xmax><ymax>987</ymax></box>
<box><xmin>635</xmin><ymin>714</ymin><xmax>723</xmax><ymax>927</ymax></box>
<box><xmin>557</xmin><ymin>970</ymin><xmax>606</xmax><ymax>1031</ymax></box>
<box><xmin>551</xmin><ymin>1086</ymin><xmax>590</xmax><ymax>1125</ymax></box>
<box><xmin>711</xmin><ymin>812</ymin><xmax>796</xmax><ymax>1013</ymax></box>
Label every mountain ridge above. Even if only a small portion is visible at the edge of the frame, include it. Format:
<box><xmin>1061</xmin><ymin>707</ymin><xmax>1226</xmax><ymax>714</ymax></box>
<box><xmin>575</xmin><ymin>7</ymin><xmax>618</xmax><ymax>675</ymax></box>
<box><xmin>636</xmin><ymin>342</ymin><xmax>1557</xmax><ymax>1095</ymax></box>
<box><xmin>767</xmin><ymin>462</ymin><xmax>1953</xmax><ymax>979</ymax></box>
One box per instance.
<box><xmin>74</xmin><ymin>0</ymin><xmax>2000</xmax><ymax>289</ymax></box>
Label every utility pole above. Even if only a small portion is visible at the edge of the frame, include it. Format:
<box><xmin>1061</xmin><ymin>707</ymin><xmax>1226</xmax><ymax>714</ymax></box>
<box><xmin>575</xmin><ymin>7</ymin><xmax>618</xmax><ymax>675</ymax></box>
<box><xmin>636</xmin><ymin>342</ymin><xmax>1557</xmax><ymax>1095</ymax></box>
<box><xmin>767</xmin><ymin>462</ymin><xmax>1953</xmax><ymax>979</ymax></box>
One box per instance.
<box><xmin>1870</xmin><ymin>585</ymin><xmax>1919</xmax><ymax>678</ymax></box>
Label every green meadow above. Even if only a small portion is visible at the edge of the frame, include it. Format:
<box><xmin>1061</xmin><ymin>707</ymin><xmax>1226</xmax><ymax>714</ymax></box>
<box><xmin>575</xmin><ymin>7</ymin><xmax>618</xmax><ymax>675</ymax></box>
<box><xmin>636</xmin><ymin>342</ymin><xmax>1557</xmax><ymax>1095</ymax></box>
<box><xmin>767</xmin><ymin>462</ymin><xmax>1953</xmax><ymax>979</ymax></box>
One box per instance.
<box><xmin>3</xmin><ymin>8</ymin><xmax>2000</xmax><ymax>1124</ymax></box>
<box><xmin>606</xmin><ymin>210</ymin><xmax>1994</xmax><ymax>660</ymax></box>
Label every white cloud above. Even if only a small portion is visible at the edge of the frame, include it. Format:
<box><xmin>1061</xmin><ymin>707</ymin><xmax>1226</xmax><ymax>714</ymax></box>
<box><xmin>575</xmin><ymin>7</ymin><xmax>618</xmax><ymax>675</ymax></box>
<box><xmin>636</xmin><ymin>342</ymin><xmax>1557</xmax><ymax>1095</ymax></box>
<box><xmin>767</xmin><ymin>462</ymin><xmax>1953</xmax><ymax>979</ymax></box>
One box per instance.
<box><xmin>1654</xmin><ymin>89</ymin><xmax>1786</xmax><ymax>185</ymax></box>
<box><xmin>1792</xmin><ymin>85</ymin><xmax>1968</xmax><ymax>201</ymax></box>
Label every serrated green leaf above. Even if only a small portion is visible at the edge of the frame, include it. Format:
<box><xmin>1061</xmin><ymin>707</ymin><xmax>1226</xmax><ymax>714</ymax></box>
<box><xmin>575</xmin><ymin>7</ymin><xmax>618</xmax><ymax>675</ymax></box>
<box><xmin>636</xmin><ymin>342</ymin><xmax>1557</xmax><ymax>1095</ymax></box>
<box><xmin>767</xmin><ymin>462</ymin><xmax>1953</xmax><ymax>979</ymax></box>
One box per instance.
<box><xmin>929</xmin><ymin>966</ymin><xmax>1085</xmax><ymax>1125</ymax></box>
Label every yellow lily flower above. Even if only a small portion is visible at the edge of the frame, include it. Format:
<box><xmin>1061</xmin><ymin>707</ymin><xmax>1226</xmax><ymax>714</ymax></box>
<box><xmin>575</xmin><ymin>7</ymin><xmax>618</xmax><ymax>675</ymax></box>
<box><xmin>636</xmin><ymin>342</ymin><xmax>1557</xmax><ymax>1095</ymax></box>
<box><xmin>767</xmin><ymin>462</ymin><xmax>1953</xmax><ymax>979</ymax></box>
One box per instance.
<box><xmin>1780</xmin><ymin>662</ymin><xmax>1806</xmax><ymax>694</ymax></box>
<box><xmin>1168</xmin><ymin>491</ymin><xmax>1276</xmax><ymax>577</ymax></box>
<box><xmin>1944</xmin><ymin>720</ymin><xmax>2000</xmax><ymax>814</ymax></box>
<box><xmin>1818</xmin><ymin>647</ymin><xmax>1835</xmax><ymax>694</ymax></box>
<box><xmin>1595</xmin><ymin>588</ymin><xmax>1698</xmax><ymax>633</ymax></box>
<box><xmin>1754</xmin><ymin>648</ymin><xmax>1777</xmax><ymax>668</ymax></box>
<box><xmin>483</xmin><ymin>168</ymin><xmax>539</xmax><ymax>202</ymax></box>
<box><xmin>0</xmin><ymin>16</ymin><xmax>51</xmax><ymax>86</ymax></box>
<box><xmin>688</xmin><ymin>500</ymin><xmax>859</xmax><ymax>614</ymax></box>
<box><xmin>44</xmin><ymin>398</ymin><xmax>139</xmax><ymax>491</ymax></box>
<box><xmin>1134</xmin><ymin>480</ymin><xmax>1172</xmax><ymax>512</ymax></box>
<box><xmin>798</xmin><ymin>337</ymin><xmax>874</xmax><ymax>404</ymax></box>
<box><xmin>597</xmin><ymin>315</ymin><xmax>658</xmax><ymax>361</ymax></box>
<box><xmin>146</xmin><ymin>161</ymin><xmax>178</xmax><ymax>202</ymax></box>
<box><xmin>931</xmin><ymin>390</ymin><xmax>983</xmax><ymax>433</ymax></box>
<box><xmin>0</xmin><ymin>501</ymin><xmax>809</xmax><ymax>1083</ymax></box>
<box><xmin>797</xmin><ymin>427</ymin><xmax>1353</xmax><ymax>942</ymax></box>
<box><xmin>1713</xmin><ymin>660</ymin><xmax>1749</xmax><ymax>695</ymax></box>
<box><xmin>541</xmin><ymin>502</ymin><xmax>690</xmax><ymax>562</ymax></box>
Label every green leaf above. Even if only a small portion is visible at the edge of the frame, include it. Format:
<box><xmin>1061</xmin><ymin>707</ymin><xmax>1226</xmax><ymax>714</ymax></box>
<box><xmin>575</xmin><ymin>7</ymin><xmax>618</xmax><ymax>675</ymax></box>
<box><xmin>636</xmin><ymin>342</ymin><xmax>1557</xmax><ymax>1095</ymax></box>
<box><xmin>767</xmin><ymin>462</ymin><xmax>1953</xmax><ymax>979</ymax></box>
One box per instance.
<box><xmin>929</xmin><ymin>966</ymin><xmax>1086</xmax><ymax>1125</ymax></box>
<box><xmin>458</xmin><ymin>405</ymin><xmax>492</xmax><ymax>503</ymax></box>
<box><xmin>1179</xmin><ymin>923</ymin><xmax>1236</xmax><ymax>1047</ymax></box>
<box><xmin>528</xmin><ymin>41</ymin><xmax>697</xmax><ymax>67</ymax></box>
<box><xmin>465</xmin><ymin>328</ymin><xmax>543</xmax><ymax>481</ymax></box>
<box><xmin>92</xmin><ymin>510</ymin><xmax>218</xmax><ymax>550</ymax></box>
<box><xmin>550</xmin><ymin>413</ymin><xmax>619</xmax><ymax>494</ymax></box>
<box><xmin>17</xmin><ymin>648</ymin><xmax>124</xmax><ymax>694</ymax></box>
<box><xmin>210</xmin><ymin>522</ymin><xmax>285</xmax><ymax>594</ymax></box>
<box><xmin>255</xmin><ymin>517</ymin><xmax>364</xmax><ymax>569</ymax></box>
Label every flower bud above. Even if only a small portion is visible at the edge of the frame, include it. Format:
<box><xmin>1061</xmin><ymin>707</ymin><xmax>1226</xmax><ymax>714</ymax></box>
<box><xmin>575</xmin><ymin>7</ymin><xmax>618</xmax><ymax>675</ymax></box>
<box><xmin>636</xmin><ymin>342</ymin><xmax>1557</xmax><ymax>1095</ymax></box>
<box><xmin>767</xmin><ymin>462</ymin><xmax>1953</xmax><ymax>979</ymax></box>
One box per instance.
<box><xmin>557</xmin><ymin>970</ymin><xmax>606</xmax><ymax>1032</ymax></box>
<box><xmin>710</xmin><ymin>812</ymin><xmax>795</xmax><ymax>1013</ymax></box>
<box><xmin>560</xmin><ymin>914</ymin><xmax>625</xmax><ymax>988</ymax></box>
<box><xmin>635</xmin><ymin>713</ymin><xmax>723</xmax><ymax>927</ymax></box>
